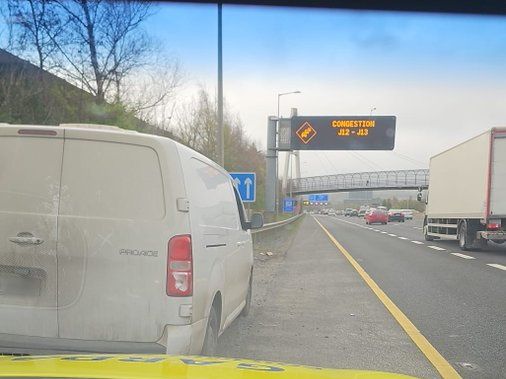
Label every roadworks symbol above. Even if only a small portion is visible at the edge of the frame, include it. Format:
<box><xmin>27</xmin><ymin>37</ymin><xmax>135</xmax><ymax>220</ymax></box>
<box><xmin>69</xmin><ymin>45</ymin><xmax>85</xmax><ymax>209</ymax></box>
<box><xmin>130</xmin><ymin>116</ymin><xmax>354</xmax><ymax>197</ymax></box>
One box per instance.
<box><xmin>296</xmin><ymin>122</ymin><xmax>317</xmax><ymax>144</ymax></box>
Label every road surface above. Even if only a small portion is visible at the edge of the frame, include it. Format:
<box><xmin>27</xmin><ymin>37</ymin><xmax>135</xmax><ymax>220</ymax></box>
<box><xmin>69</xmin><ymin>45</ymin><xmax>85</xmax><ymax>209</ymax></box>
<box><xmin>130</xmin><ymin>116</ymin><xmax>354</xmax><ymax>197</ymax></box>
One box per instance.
<box><xmin>217</xmin><ymin>214</ymin><xmax>506</xmax><ymax>379</ymax></box>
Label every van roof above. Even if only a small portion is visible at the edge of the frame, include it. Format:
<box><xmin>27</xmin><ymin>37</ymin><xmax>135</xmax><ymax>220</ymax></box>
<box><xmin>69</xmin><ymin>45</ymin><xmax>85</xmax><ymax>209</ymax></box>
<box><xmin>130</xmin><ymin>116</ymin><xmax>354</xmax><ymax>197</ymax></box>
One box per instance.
<box><xmin>0</xmin><ymin>122</ymin><xmax>172</xmax><ymax>150</ymax></box>
<box><xmin>60</xmin><ymin>123</ymin><xmax>138</xmax><ymax>133</ymax></box>
<box><xmin>1</xmin><ymin>122</ymin><xmax>230</xmax><ymax>177</ymax></box>
<box><xmin>0</xmin><ymin>123</ymin><xmax>137</xmax><ymax>133</ymax></box>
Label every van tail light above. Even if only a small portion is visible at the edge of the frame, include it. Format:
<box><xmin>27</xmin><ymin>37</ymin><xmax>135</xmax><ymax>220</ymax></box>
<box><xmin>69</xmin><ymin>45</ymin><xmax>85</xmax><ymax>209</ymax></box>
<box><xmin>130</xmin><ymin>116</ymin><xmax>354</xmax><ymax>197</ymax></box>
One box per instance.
<box><xmin>167</xmin><ymin>235</ymin><xmax>192</xmax><ymax>297</ymax></box>
<box><xmin>486</xmin><ymin>221</ymin><xmax>501</xmax><ymax>231</ymax></box>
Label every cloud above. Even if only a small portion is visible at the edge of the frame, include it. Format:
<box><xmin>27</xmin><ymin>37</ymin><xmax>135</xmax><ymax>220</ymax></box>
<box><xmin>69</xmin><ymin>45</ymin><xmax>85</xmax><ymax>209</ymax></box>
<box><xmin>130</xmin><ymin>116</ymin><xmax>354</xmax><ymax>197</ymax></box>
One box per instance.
<box><xmin>222</xmin><ymin>69</ymin><xmax>506</xmax><ymax>176</ymax></box>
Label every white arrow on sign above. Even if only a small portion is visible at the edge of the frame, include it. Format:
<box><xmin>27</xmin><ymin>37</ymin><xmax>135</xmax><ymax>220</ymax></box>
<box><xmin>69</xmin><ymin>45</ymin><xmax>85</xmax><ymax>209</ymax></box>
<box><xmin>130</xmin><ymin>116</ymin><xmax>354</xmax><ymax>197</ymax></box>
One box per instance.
<box><xmin>244</xmin><ymin>177</ymin><xmax>253</xmax><ymax>199</ymax></box>
<box><xmin>233</xmin><ymin>177</ymin><xmax>241</xmax><ymax>188</ymax></box>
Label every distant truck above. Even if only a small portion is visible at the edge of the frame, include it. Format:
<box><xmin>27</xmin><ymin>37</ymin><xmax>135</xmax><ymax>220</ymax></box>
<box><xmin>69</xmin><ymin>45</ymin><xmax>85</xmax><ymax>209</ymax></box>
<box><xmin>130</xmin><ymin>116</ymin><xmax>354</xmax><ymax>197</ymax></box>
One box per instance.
<box><xmin>419</xmin><ymin>128</ymin><xmax>506</xmax><ymax>250</ymax></box>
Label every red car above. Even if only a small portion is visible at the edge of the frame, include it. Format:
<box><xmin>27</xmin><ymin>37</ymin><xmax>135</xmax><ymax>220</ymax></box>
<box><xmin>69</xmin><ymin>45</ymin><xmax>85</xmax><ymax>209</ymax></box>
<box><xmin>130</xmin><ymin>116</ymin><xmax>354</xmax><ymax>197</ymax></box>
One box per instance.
<box><xmin>365</xmin><ymin>208</ymin><xmax>388</xmax><ymax>225</ymax></box>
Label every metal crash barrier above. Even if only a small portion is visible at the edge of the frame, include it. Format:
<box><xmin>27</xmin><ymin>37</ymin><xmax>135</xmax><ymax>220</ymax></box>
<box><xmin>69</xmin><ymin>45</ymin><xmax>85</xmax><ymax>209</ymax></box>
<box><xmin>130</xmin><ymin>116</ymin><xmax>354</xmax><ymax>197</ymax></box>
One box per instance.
<box><xmin>252</xmin><ymin>213</ymin><xmax>305</xmax><ymax>234</ymax></box>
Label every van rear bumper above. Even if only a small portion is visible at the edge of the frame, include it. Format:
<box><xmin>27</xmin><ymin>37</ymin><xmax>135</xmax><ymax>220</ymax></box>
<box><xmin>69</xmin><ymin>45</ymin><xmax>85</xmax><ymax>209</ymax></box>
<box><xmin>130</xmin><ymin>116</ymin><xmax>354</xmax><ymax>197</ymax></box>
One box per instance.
<box><xmin>0</xmin><ymin>320</ymin><xmax>207</xmax><ymax>356</ymax></box>
<box><xmin>0</xmin><ymin>333</ymin><xmax>165</xmax><ymax>355</ymax></box>
<box><xmin>160</xmin><ymin>318</ymin><xmax>207</xmax><ymax>355</ymax></box>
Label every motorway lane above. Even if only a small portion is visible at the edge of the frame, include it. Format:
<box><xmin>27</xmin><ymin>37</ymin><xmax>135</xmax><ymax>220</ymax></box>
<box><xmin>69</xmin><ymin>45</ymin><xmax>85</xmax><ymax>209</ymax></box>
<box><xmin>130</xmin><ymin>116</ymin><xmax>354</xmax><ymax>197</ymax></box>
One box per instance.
<box><xmin>341</xmin><ymin>215</ymin><xmax>506</xmax><ymax>269</ymax></box>
<box><xmin>317</xmin><ymin>215</ymin><xmax>506</xmax><ymax>379</ymax></box>
<box><xmin>218</xmin><ymin>216</ymin><xmax>439</xmax><ymax>379</ymax></box>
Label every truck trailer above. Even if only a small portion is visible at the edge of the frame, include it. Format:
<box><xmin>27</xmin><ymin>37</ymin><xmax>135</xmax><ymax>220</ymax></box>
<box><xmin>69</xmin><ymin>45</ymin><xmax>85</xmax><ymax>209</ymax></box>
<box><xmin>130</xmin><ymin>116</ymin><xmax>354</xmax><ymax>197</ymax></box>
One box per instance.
<box><xmin>421</xmin><ymin>128</ymin><xmax>506</xmax><ymax>250</ymax></box>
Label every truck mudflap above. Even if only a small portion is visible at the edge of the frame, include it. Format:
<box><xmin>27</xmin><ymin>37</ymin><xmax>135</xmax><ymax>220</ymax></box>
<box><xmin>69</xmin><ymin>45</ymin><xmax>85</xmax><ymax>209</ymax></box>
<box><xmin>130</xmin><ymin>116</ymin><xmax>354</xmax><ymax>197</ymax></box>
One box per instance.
<box><xmin>477</xmin><ymin>231</ymin><xmax>506</xmax><ymax>241</ymax></box>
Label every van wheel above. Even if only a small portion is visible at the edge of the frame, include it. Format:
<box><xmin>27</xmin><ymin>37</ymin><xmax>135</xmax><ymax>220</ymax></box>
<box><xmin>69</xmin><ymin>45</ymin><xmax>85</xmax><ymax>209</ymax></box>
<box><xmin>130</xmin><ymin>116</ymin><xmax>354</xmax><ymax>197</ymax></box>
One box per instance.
<box><xmin>241</xmin><ymin>274</ymin><xmax>253</xmax><ymax>317</ymax></box>
<box><xmin>201</xmin><ymin>306</ymin><xmax>219</xmax><ymax>356</ymax></box>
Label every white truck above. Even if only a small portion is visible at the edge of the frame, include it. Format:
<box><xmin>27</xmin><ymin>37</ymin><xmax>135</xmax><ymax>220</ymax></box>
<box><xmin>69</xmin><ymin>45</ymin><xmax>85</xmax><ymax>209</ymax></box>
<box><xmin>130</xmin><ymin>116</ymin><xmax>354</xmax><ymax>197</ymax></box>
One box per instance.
<box><xmin>420</xmin><ymin>128</ymin><xmax>506</xmax><ymax>250</ymax></box>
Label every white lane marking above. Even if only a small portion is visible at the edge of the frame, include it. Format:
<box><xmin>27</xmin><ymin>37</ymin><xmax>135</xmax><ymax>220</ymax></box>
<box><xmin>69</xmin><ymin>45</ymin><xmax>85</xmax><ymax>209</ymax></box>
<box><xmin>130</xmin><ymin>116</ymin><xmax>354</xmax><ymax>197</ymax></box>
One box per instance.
<box><xmin>334</xmin><ymin>219</ymin><xmax>425</xmax><ymax>250</ymax></box>
<box><xmin>428</xmin><ymin>246</ymin><xmax>446</xmax><ymax>251</ymax></box>
<box><xmin>486</xmin><ymin>263</ymin><xmax>506</xmax><ymax>271</ymax></box>
<box><xmin>451</xmin><ymin>253</ymin><xmax>476</xmax><ymax>260</ymax></box>
<box><xmin>413</xmin><ymin>227</ymin><xmax>423</xmax><ymax>230</ymax></box>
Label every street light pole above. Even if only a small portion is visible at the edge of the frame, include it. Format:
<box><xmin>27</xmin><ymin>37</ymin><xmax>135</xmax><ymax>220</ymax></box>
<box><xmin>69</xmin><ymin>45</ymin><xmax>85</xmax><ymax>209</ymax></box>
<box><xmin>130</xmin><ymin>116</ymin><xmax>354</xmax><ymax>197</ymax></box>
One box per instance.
<box><xmin>216</xmin><ymin>3</ymin><xmax>224</xmax><ymax>166</ymax></box>
<box><xmin>275</xmin><ymin>90</ymin><xmax>301</xmax><ymax>216</ymax></box>
<box><xmin>277</xmin><ymin>91</ymin><xmax>301</xmax><ymax>120</ymax></box>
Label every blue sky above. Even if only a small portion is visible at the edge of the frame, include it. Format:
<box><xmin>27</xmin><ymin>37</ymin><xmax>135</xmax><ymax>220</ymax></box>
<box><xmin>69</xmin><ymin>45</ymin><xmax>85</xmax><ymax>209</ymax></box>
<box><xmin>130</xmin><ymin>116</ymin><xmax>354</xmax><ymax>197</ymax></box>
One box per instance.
<box><xmin>146</xmin><ymin>4</ymin><xmax>506</xmax><ymax>175</ymax></box>
<box><xmin>3</xmin><ymin>3</ymin><xmax>506</xmax><ymax>175</ymax></box>
<box><xmin>149</xmin><ymin>3</ymin><xmax>506</xmax><ymax>79</ymax></box>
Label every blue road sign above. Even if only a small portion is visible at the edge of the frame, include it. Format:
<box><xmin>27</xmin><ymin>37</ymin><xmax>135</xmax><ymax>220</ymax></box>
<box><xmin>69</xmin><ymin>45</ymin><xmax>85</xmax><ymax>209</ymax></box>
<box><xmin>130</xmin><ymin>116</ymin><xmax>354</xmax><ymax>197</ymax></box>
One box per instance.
<box><xmin>309</xmin><ymin>194</ymin><xmax>328</xmax><ymax>202</ymax></box>
<box><xmin>316</xmin><ymin>194</ymin><xmax>329</xmax><ymax>202</ymax></box>
<box><xmin>283</xmin><ymin>198</ymin><xmax>295</xmax><ymax>213</ymax></box>
<box><xmin>230</xmin><ymin>172</ymin><xmax>256</xmax><ymax>202</ymax></box>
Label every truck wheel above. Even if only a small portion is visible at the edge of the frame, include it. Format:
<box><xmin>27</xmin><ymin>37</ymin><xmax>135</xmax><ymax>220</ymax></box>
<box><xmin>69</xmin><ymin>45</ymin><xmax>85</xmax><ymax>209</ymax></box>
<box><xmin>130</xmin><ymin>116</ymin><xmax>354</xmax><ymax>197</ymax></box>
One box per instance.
<box><xmin>241</xmin><ymin>274</ymin><xmax>253</xmax><ymax>317</ymax></box>
<box><xmin>423</xmin><ymin>221</ymin><xmax>434</xmax><ymax>241</ymax></box>
<box><xmin>476</xmin><ymin>238</ymin><xmax>488</xmax><ymax>250</ymax></box>
<box><xmin>458</xmin><ymin>221</ymin><xmax>473</xmax><ymax>251</ymax></box>
<box><xmin>201</xmin><ymin>306</ymin><xmax>219</xmax><ymax>356</ymax></box>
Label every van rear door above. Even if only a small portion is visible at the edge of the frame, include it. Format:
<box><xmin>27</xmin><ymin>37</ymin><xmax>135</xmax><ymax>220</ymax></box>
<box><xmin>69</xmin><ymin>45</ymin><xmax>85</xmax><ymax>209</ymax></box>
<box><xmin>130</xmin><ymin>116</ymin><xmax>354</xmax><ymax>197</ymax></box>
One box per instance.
<box><xmin>0</xmin><ymin>126</ymin><xmax>62</xmax><ymax>338</ymax></box>
<box><xmin>56</xmin><ymin>134</ymin><xmax>169</xmax><ymax>343</ymax></box>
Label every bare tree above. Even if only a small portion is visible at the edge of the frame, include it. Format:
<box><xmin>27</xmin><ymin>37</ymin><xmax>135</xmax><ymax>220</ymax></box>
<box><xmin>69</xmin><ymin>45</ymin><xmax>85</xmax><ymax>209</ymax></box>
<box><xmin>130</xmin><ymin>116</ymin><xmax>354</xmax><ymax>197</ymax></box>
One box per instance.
<box><xmin>176</xmin><ymin>89</ymin><xmax>218</xmax><ymax>160</ymax></box>
<box><xmin>47</xmin><ymin>0</ymin><xmax>153</xmax><ymax>104</ymax></box>
<box><xmin>5</xmin><ymin>0</ymin><xmax>64</xmax><ymax>70</ymax></box>
<box><xmin>173</xmin><ymin>88</ymin><xmax>266</xmax><ymax>208</ymax></box>
<box><xmin>2</xmin><ymin>0</ymin><xmax>183</xmax><ymax>129</ymax></box>
<box><xmin>121</xmin><ymin>54</ymin><xmax>183</xmax><ymax>127</ymax></box>
<box><xmin>175</xmin><ymin>89</ymin><xmax>265</xmax><ymax>167</ymax></box>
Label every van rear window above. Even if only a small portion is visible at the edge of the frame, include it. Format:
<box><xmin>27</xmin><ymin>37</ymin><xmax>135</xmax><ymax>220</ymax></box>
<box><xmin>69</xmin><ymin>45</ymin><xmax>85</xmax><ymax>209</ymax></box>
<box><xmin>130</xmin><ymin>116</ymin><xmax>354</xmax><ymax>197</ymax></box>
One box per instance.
<box><xmin>60</xmin><ymin>140</ymin><xmax>165</xmax><ymax>220</ymax></box>
<box><xmin>188</xmin><ymin>158</ymin><xmax>239</xmax><ymax>229</ymax></box>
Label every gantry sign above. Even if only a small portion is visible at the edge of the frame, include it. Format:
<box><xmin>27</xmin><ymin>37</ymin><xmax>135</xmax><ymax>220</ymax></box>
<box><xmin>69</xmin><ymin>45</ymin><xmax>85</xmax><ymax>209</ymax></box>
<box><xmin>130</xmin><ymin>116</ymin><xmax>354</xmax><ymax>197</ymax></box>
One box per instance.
<box><xmin>290</xmin><ymin>116</ymin><xmax>396</xmax><ymax>150</ymax></box>
<box><xmin>265</xmin><ymin>113</ymin><xmax>397</xmax><ymax>212</ymax></box>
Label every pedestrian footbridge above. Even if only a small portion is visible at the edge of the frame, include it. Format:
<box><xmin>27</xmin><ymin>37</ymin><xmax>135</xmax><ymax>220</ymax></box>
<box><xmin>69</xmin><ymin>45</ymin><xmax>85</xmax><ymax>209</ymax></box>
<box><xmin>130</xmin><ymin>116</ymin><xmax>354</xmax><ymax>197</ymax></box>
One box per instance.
<box><xmin>289</xmin><ymin>169</ymin><xmax>429</xmax><ymax>195</ymax></box>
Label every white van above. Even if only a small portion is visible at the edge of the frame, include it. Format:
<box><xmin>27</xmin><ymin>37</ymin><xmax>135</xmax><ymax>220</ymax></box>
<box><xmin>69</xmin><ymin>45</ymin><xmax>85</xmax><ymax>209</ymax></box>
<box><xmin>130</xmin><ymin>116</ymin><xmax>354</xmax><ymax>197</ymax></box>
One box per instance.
<box><xmin>0</xmin><ymin>123</ymin><xmax>263</xmax><ymax>355</ymax></box>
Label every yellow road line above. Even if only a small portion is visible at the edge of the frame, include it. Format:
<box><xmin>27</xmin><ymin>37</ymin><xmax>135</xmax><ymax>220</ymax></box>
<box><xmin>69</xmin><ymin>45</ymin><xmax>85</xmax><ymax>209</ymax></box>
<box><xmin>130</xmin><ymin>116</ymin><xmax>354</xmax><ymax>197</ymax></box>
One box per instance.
<box><xmin>313</xmin><ymin>217</ymin><xmax>461</xmax><ymax>379</ymax></box>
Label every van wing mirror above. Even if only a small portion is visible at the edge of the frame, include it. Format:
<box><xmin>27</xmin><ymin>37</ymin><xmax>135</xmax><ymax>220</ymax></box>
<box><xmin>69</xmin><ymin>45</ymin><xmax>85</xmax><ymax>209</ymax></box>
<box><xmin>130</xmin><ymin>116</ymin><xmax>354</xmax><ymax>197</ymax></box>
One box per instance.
<box><xmin>417</xmin><ymin>193</ymin><xmax>423</xmax><ymax>202</ymax></box>
<box><xmin>248</xmin><ymin>213</ymin><xmax>264</xmax><ymax>230</ymax></box>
